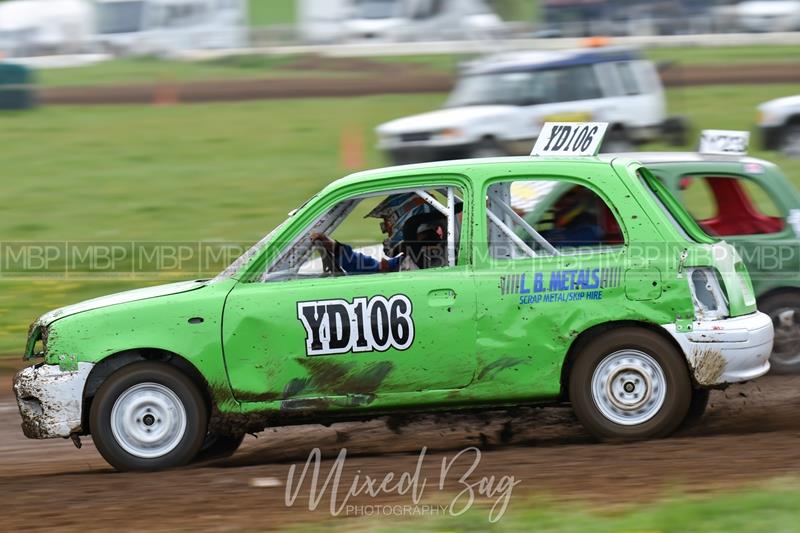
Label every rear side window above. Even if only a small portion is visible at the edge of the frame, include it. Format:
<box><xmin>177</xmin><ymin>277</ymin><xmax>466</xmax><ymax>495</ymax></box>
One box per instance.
<box><xmin>679</xmin><ymin>175</ymin><xmax>786</xmax><ymax>236</ymax></box>
<box><xmin>615</xmin><ymin>62</ymin><xmax>641</xmax><ymax>96</ymax></box>
<box><xmin>486</xmin><ymin>179</ymin><xmax>624</xmax><ymax>260</ymax></box>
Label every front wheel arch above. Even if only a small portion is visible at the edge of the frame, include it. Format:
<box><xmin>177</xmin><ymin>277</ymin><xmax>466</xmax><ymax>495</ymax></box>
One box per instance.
<box><xmin>81</xmin><ymin>348</ymin><xmax>214</xmax><ymax>435</ymax></box>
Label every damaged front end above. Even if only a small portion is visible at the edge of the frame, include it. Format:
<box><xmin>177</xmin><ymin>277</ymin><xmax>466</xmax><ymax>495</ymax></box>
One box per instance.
<box><xmin>13</xmin><ymin>362</ymin><xmax>94</xmax><ymax>439</ymax></box>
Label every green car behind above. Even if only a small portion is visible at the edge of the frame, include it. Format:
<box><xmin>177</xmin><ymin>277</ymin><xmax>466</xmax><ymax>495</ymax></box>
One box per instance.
<box><xmin>13</xmin><ymin>154</ymin><xmax>773</xmax><ymax>471</ymax></box>
<box><xmin>623</xmin><ymin>152</ymin><xmax>800</xmax><ymax>373</ymax></box>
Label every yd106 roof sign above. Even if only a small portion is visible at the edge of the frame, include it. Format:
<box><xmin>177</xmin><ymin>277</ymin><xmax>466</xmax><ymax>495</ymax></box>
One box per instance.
<box><xmin>699</xmin><ymin>130</ymin><xmax>750</xmax><ymax>156</ymax></box>
<box><xmin>532</xmin><ymin>122</ymin><xmax>608</xmax><ymax>157</ymax></box>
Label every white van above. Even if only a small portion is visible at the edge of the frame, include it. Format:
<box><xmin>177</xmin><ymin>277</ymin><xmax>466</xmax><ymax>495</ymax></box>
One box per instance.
<box><xmin>376</xmin><ymin>47</ymin><xmax>687</xmax><ymax>164</ymax></box>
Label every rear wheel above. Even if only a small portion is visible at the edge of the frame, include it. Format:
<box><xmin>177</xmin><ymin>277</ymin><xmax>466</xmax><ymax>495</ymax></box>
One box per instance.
<box><xmin>682</xmin><ymin>389</ymin><xmax>711</xmax><ymax>429</ymax></box>
<box><xmin>759</xmin><ymin>292</ymin><xmax>800</xmax><ymax>373</ymax></box>
<box><xmin>471</xmin><ymin>138</ymin><xmax>507</xmax><ymax>158</ymax></box>
<box><xmin>90</xmin><ymin>362</ymin><xmax>208</xmax><ymax>472</ymax></box>
<box><xmin>569</xmin><ymin>328</ymin><xmax>692</xmax><ymax>440</ymax></box>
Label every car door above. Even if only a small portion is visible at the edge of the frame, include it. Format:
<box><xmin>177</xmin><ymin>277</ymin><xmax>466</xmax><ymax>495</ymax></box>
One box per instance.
<box><xmin>471</xmin><ymin>176</ymin><xmax>631</xmax><ymax>400</ymax></box>
<box><xmin>221</xmin><ymin>181</ymin><xmax>477</xmax><ymax>408</ymax></box>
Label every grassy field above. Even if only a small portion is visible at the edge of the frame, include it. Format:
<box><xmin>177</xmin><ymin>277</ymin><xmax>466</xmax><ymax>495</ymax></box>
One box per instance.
<box><xmin>249</xmin><ymin>0</ymin><xmax>297</xmax><ymax>26</ymax></box>
<box><xmin>0</xmin><ymin>82</ymin><xmax>798</xmax><ymax>359</ymax></box>
<box><xmin>29</xmin><ymin>44</ymin><xmax>800</xmax><ymax>88</ymax></box>
<box><xmin>295</xmin><ymin>479</ymin><xmax>800</xmax><ymax>532</ymax></box>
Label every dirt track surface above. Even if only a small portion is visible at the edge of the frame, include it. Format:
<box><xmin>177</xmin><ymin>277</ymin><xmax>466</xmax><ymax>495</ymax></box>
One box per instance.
<box><xmin>38</xmin><ymin>63</ymin><xmax>800</xmax><ymax>105</ymax></box>
<box><xmin>2</xmin><ymin>374</ymin><xmax>800</xmax><ymax>531</ymax></box>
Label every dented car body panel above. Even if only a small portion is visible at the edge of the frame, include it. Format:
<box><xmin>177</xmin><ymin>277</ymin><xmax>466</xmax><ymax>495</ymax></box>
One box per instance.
<box><xmin>14</xmin><ymin>156</ymin><xmax>772</xmax><ymax>440</ymax></box>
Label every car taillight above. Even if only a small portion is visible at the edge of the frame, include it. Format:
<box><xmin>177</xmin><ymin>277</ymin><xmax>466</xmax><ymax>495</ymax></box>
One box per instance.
<box><xmin>688</xmin><ymin>268</ymin><xmax>729</xmax><ymax>320</ymax></box>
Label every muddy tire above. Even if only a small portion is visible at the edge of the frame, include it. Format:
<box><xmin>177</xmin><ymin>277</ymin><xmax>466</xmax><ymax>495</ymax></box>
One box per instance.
<box><xmin>192</xmin><ymin>433</ymin><xmax>245</xmax><ymax>464</ymax></box>
<box><xmin>569</xmin><ymin>328</ymin><xmax>692</xmax><ymax>441</ymax></box>
<box><xmin>681</xmin><ymin>389</ymin><xmax>710</xmax><ymax>429</ymax></box>
<box><xmin>759</xmin><ymin>292</ymin><xmax>800</xmax><ymax>373</ymax></box>
<box><xmin>89</xmin><ymin>362</ymin><xmax>208</xmax><ymax>472</ymax></box>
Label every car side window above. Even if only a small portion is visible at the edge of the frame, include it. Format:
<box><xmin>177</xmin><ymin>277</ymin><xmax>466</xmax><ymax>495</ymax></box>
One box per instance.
<box><xmin>263</xmin><ymin>187</ymin><xmax>464</xmax><ymax>282</ymax></box>
<box><xmin>615</xmin><ymin>62</ymin><xmax>641</xmax><ymax>96</ymax></box>
<box><xmin>486</xmin><ymin>180</ymin><xmax>624</xmax><ymax>260</ymax></box>
<box><xmin>679</xmin><ymin>175</ymin><xmax>786</xmax><ymax>236</ymax></box>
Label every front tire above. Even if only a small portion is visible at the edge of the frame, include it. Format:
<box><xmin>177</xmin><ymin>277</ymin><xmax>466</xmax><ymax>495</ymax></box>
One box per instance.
<box><xmin>90</xmin><ymin>362</ymin><xmax>208</xmax><ymax>472</ymax></box>
<box><xmin>569</xmin><ymin>328</ymin><xmax>692</xmax><ymax>441</ymax></box>
<box><xmin>192</xmin><ymin>433</ymin><xmax>245</xmax><ymax>463</ymax></box>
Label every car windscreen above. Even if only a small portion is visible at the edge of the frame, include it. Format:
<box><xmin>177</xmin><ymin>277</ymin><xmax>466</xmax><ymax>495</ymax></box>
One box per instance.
<box><xmin>446</xmin><ymin>65</ymin><xmax>602</xmax><ymax>108</ymax></box>
<box><xmin>638</xmin><ymin>167</ymin><xmax>716</xmax><ymax>244</ymax></box>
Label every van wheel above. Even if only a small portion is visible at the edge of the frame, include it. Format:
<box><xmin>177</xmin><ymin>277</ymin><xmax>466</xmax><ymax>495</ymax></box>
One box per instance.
<box><xmin>192</xmin><ymin>433</ymin><xmax>245</xmax><ymax>463</ymax></box>
<box><xmin>90</xmin><ymin>362</ymin><xmax>208</xmax><ymax>472</ymax></box>
<box><xmin>601</xmin><ymin>130</ymin><xmax>634</xmax><ymax>153</ymax></box>
<box><xmin>780</xmin><ymin>125</ymin><xmax>800</xmax><ymax>158</ymax></box>
<box><xmin>471</xmin><ymin>139</ymin><xmax>506</xmax><ymax>158</ymax></box>
<box><xmin>569</xmin><ymin>328</ymin><xmax>691</xmax><ymax>440</ymax></box>
<box><xmin>759</xmin><ymin>292</ymin><xmax>800</xmax><ymax>373</ymax></box>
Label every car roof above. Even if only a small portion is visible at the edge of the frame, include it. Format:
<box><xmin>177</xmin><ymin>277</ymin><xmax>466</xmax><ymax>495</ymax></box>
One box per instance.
<box><xmin>604</xmin><ymin>151</ymin><xmax>776</xmax><ymax>167</ymax></box>
<box><xmin>464</xmin><ymin>47</ymin><xmax>641</xmax><ymax>75</ymax></box>
<box><xmin>330</xmin><ymin>156</ymin><xmax>634</xmax><ymax>190</ymax></box>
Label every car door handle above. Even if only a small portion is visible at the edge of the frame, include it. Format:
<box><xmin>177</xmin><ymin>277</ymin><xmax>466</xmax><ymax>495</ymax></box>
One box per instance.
<box><xmin>428</xmin><ymin>289</ymin><xmax>457</xmax><ymax>307</ymax></box>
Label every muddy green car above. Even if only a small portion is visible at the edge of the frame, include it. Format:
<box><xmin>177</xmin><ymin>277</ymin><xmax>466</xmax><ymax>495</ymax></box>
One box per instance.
<box><xmin>613</xmin><ymin>152</ymin><xmax>800</xmax><ymax>373</ymax></box>
<box><xmin>14</xmin><ymin>155</ymin><xmax>773</xmax><ymax>471</ymax></box>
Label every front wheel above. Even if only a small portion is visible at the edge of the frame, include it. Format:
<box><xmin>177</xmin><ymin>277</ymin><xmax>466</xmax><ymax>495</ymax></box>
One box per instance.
<box><xmin>90</xmin><ymin>362</ymin><xmax>208</xmax><ymax>472</ymax></box>
<box><xmin>569</xmin><ymin>328</ymin><xmax>691</xmax><ymax>441</ymax></box>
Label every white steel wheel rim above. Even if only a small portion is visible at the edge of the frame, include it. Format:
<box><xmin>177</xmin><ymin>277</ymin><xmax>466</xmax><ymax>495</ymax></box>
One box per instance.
<box><xmin>591</xmin><ymin>350</ymin><xmax>667</xmax><ymax>426</ymax></box>
<box><xmin>110</xmin><ymin>382</ymin><xmax>188</xmax><ymax>459</ymax></box>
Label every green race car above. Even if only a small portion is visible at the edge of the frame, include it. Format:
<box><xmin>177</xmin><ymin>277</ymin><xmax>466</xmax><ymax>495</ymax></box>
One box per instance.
<box><xmin>13</xmin><ymin>129</ymin><xmax>774</xmax><ymax>471</ymax></box>
<box><xmin>614</xmin><ymin>152</ymin><xmax>800</xmax><ymax>373</ymax></box>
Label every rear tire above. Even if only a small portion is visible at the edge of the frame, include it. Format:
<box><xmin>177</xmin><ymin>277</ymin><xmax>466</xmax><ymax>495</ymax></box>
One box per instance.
<box><xmin>471</xmin><ymin>138</ymin><xmax>507</xmax><ymax>158</ymax></box>
<box><xmin>759</xmin><ymin>292</ymin><xmax>800</xmax><ymax>373</ymax></box>
<box><xmin>682</xmin><ymin>389</ymin><xmax>710</xmax><ymax>429</ymax></box>
<box><xmin>780</xmin><ymin>125</ymin><xmax>800</xmax><ymax>158</ymax></box>
<box><xmin>569</xmin><ymin>328</ymin><xmax>692</xmax><ymax>441</ymax></box>
<box><xmin>89</xmin><ymin>362</ymin><xmax>208</xmax><ymax>472</ymax></box>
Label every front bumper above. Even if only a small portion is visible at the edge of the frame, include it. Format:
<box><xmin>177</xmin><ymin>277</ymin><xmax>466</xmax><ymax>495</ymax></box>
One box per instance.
<box><xmin>663</xmin><ymin>312</ymin><xmax>773</xmax><ymax>387</ymax></box>
<box><xmin>12</xmin><ymin>362</ymin><xmax>94</xmax><ymax>439</ymax></box>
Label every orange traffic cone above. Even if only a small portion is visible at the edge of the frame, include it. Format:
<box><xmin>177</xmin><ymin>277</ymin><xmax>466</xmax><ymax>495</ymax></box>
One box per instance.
<box><xmin>153</xmin><ymin>83</ymin><xmax>180</xmax><ymax>106</ymax></box>
<box><xmin>340</xmin><ymin>124</ymin><xmax>366</xmax><ymax>170</ymax></box>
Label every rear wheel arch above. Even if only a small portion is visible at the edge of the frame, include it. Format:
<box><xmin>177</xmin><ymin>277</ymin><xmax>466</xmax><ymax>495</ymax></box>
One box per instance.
<box><xmin>757</xmin><ymin>286</ymin><xmax>800</xmax><ymax>304</ymax></box>
<box><xmin>81</xmin><ymin>348</ymin><xmax>213</xmax><ymax>435</ymax></box>
<box><xmin>559</xmin><ymin>320</ymin><xmax>688</xmax><ymax>400</ymax></box>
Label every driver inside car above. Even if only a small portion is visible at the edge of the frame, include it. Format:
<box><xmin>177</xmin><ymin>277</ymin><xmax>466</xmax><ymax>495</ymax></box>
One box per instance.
<box><xmin>309</xmin><ymin>192</ymin><xmax>458</xmax><ymax>274</ymax></box>
<box><xmin>310</xmin><ymin>215</ymin><xmax>448</xmax><ymax>274</ymax></box>
<box><xmin>540</xmin><ymin>187</ymin><xmax>603</xmax><ymax>247</ymax></box>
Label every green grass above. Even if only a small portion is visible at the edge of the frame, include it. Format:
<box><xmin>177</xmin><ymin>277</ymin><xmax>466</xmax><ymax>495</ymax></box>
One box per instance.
<box><xmin>0</xmin><ymin>83</ymin><xmax>798</xmax><ymax>359</ymax></box>
<box><xmin>249</xmin><ymin>0</ymin><xmax>296</xmax><ymax>26</ymax></box>
<box><xmin>646</xmin><ymin>45</ymin><xmax>800</xmax><ymax>65</ymax></box>
<box><xmin>296</xmin><ymin>479</ymin><xmax>800</xmax><ymax>532</ymax></box>
<box><xmin>36</xmin><ymin>56</ymin><xmax>366</xmax><ymax>87</ymax></box>
<box><xmin>31</xmin><ymin>44</ymin><xmax>800</xmax><ymax>88</ymax></box>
